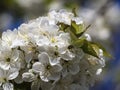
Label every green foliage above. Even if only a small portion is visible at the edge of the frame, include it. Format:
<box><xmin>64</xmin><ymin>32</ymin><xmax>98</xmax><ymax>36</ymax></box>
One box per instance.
<box><xmin>71</xmin><ymin>21</ymin><xmax>84</xmax><ymax>35</ymax></box>
<box><xmin>58</xmin><ymin>23</ymin><xmax>69</xmax><ymax>32</ymax></box>
<box><xmin>72</xmin><ymin>38</ymin><xmax>85</xmax><ymax>48</ymax></box>
<box><xmin>58</xmin><ymin>17</ymin><xmax>110</xmax><ymax>59</ymax></box>
<box><xmin>72</xmin><ymin>38</ymin><xmax>100</xmax><ymax>58</ymax></box>
<box><xmin>72</xmin><ymin>8</ymin><xmax>78</xmax><ymax>17</ymax></box>
<box><xmin>90</xmin><ymin>42</ymin><xmax>112</xmax><ymax>57</ymax></box>
<box><xmin>80</xmin><ymin>40</ymin><xmax>100</xmax><ymax>58</ymax></box>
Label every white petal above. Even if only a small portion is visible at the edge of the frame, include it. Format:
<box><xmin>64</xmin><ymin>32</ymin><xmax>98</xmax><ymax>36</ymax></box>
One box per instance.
<box><xmin>49</xmin><ymin>58</ymin><xmax>60</xmax><ymax>66</ymax></box>
<box><xmin>58</xmin><ymin>46</ymin><xmax>67</xmax><ymax>54</ymax></box>
<box><xmin>2</xmin><ymin>83</ymin><xmax>13</xmax><ymax>90</ymax></box>
<box><xmin>96</xmin><ymin>68</ymin><xmax>102</xmax><ymax>75</ymax></box>
<box><xmin>40</xmin><ymin>75</ymin><xmax>49</xmax><ymax>82</ymax></box>
<box><xmin>48</xmin><ymin>72</ymin><xmax>60</xmax><ymax>81</ymax></box>
<box><xmin>37</xmin><ymin>37</ymin><xmax>49</xmax><ymax>46</ymax></box>
<box><xmin>32</xmin><ymin>62</ymin><xmax>43</xmax><ymax>73</ymax></box>
<box><xmin>38</xmin><ymin>52</ymin><xmax>49</xmax><ymax>64</ymax></box>
<box><xmin>72</xmin><ymin>17</ymin><xmax>83</xmax><ymax>24</ymax></box>
<box><xmin>25</xmin><ymin>53</ymin><xmax>33</xmax><ymax>63</ymax></box>
<box><xmin>8</xmin><ymin>70</ymin><xmax>19</xmax><ymax>80</ymax></box>
<box><xmin>48</xmin><ymin>10</ymin><xmax>57</xmax><ymax>20</ymax></box>
<box><xmin>99</xmin><ymin>58</ymin><xmax>105</xmax><ymax>67</ymax></box>
<box><xmin>11</xmin><ymin>49</ymin><xmax>19</xmax><ymax>62</ymax></box>
<box><xmin>61</xmin><ymin>51</ymin><xmax>75</xmax><ymax>60</ymax></box>
<box><xmin>11</xmin><ymin>39</ymin><xmax>25</xmax><ymax>48</ymax></box>
<box><xmin>51</xmin><ymin>64</ymin><xmax>62</xmax><ymax>72</ymax></box>
<box><xmin>10</xmin><ymin>62</ymin><xmax>21</xmax><ymax>70</ymax></box>
<box><xmin>59</xmin><ymin>33</ymin><xmax>70</xmax><ymax>41</ymax></box>
<box><xmin>14</xmin><ymin>75</ymin><xmax>23</xmax><ymax>84</ymax></box>
<box><xmin>22</xmin><ymin>72</ymin><xmax>35</xmax><ymax>82</ymax></box>
<box><xmin>84</xmin><ymin>34</ymin><xmax>91</xmax><ymax>41</ymax></box>
<box><xmin>0</xmin><ymin>62</ymin><xmax>10</xmax><ymax>70</ymax></box>
<box><xmin>0</xmin><ymin>68</ymin><xmax>5</xmax><ymax>78</ymax></box>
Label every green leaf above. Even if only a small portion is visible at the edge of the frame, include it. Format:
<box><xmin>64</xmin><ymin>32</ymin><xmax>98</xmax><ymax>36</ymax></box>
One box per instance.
<box><xmin>72</xmin><ymin>8</ymin><xmax>77</xmax><ymax>17</ymax></box>
<box><xmin>67</xmin><ymin>27</ymin><xmax>78</xmax><ymax>41</ymax></box>
<box><xmin>71</xmin><ymin>21</ymin><xmax>84</xmax><ymax>35</ymax></box>
<box><xmin>58</xmin><ymin>21</ymin><xmax>109</xmax><ymax>59</ymax></box>
<box><xmin>76</xmin><ymin>24</ymin><xmax>91</xmax><ymax>37</ymax></box>
<box><xmin>91</xmin><ymin>44</ymin><xmax>100</xmax><ymax>56</ymax></box>
<box><xmin>58</xmin><ymin>23</ymin><xmax>69</xmax><ymax>32</ymax></box>
<box><xmin>90</xmin><ymin>42</ymin><xmax>112</xmax><ymax>58</ymax></box>
<box><xmin>81</xmin><ymin>40</ymin><xmax>100</xmax><ymax>58</ymax></box>
<box><xmin>72</xmin><ymin>38</ymin><xmax>85</xmax><ymax>48</ymax></box>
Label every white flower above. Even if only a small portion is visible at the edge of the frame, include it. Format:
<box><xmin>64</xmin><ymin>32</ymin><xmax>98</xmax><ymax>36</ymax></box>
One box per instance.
<box><xmin>17</xmin><ymin>22</ymin><xmax>40</xmax><ymax>45</ymax></box>
<box><xmin>48</xmin><ymin>9</ymin><xmax>74</xmax><ymax>25</ymax></box>
<box><xmin>20</xmin><ymin>42</ymin><xmax>38</xmax><ymax>64</ymax></box>
<box><xmin>0</xmin><ymin>9</ymin><xmax>106</xmax><ymax>90</ymax></box>
<box><xmin>0</xmin><ymin>47</ymin><xmax>20</xmax><ymax>70</ymax></box>
<box><xmin>32</xmin><ymin>52</ymin><xmax>62</xmax><ymax>82</ymax></box>
<box><xmin>0</xmin><ymin>68</ymin><xmax>19</xmax><ymax>83</ymax></box>
<box><xmin>39</xmin><ymin>17</ymin><xmax>59</xmax><ymax>35</ymax></box>
<box><xmin>60</xmin><ymin>49</ymin><xmax>75</xmax><ymax>61</ymax></box>
<box><xmin>1</xmin><ymin>29</ymin><xmax>25</xmax><ymax>48</ymax></box>
<box><xmin>0</xmin><ymin>68</ymin><xmax>19</xmax><ymax>90</ymax></box>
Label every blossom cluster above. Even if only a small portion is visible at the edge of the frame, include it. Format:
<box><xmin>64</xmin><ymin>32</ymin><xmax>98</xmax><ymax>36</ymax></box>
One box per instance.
<box><xmin>0</xmin><ymin>9</ymin><xmax>105</xmax><ymax>90</ymax></box>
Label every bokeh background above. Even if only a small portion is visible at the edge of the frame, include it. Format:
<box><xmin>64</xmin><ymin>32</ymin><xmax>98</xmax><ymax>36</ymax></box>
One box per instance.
<box><xmin>0</xmin><ymin>0</ymin><xmax>120</xmax><ymax>90</ymax></box>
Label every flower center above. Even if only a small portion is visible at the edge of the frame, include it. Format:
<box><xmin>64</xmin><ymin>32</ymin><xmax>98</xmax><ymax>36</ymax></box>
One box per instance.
<box><xmin>54</xmin><ymin>51</ymin><xmax>59</xmax><ymax>56</ymax></box>
<box><xmin>6</xmin><ymin>58</ymin><xmax>10</xmax><ymax>62</ymax></box>
<box><xmin>51</xmin><ymin>37</ymin><xmax>57</xmax><ymax>43</ymax></box>
<box><xmin>68</xmin><ymin>45</ymin><xmax>74</xmax><ymax>49</ymax></box>
<box><xmin>46</xmin><ymin>65</ymin><xmax>51</xmax><ymax>70</ymax></box>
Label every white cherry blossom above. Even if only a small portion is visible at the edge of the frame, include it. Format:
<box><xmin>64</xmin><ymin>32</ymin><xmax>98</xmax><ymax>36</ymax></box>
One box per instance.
<box><xmin>32</xmin><ymin>52</ymin><xmax>62</xmax><ymax>82</ymax></box>
<box><xmin>0</xmin><ymin>47</ymin><xmax>20</xmax><ymax>70</ymax></box>
<box><xmin>0</xmin><ymin>68</ymin><xmax>19</xmax><ymax>90</ymax></box>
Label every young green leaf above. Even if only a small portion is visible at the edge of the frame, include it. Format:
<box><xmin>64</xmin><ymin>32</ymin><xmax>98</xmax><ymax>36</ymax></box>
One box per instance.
<box><xmin>58</xmin><ymin>23</ymin><xmax>69</xmax><ymax>32</ymax></box>
<box><xmin>90</xmin><ymin>42</ymin><xmax>112</xmax><ymax>58</ymax></box>
<box><xmin>72</xmin><ymin>8</ymin><xmax>77</xmax><ymax>17</ymax></box>
<box><xmin>76</xmin><ymin>24</ymin><xmax>91</xmax><ymax>38</ymax></box>
<box><xmin>72</xmin><ymin>38</ymin><xmax>85</xmax><ymax>48</ymax></box>
<box><xmin>81</xmin><ymin>40</ymin><xmax>100</xmax><ymax>58</ymax></box>
<box><xmin>71</xmin><ymin>21</ymin><xmax>84</xmax><ymax>35</ymax></box>
<box><xmin>66</xmin><ymin>27</ymin><xmax>78</xmax><ymax>41</ymax></box>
